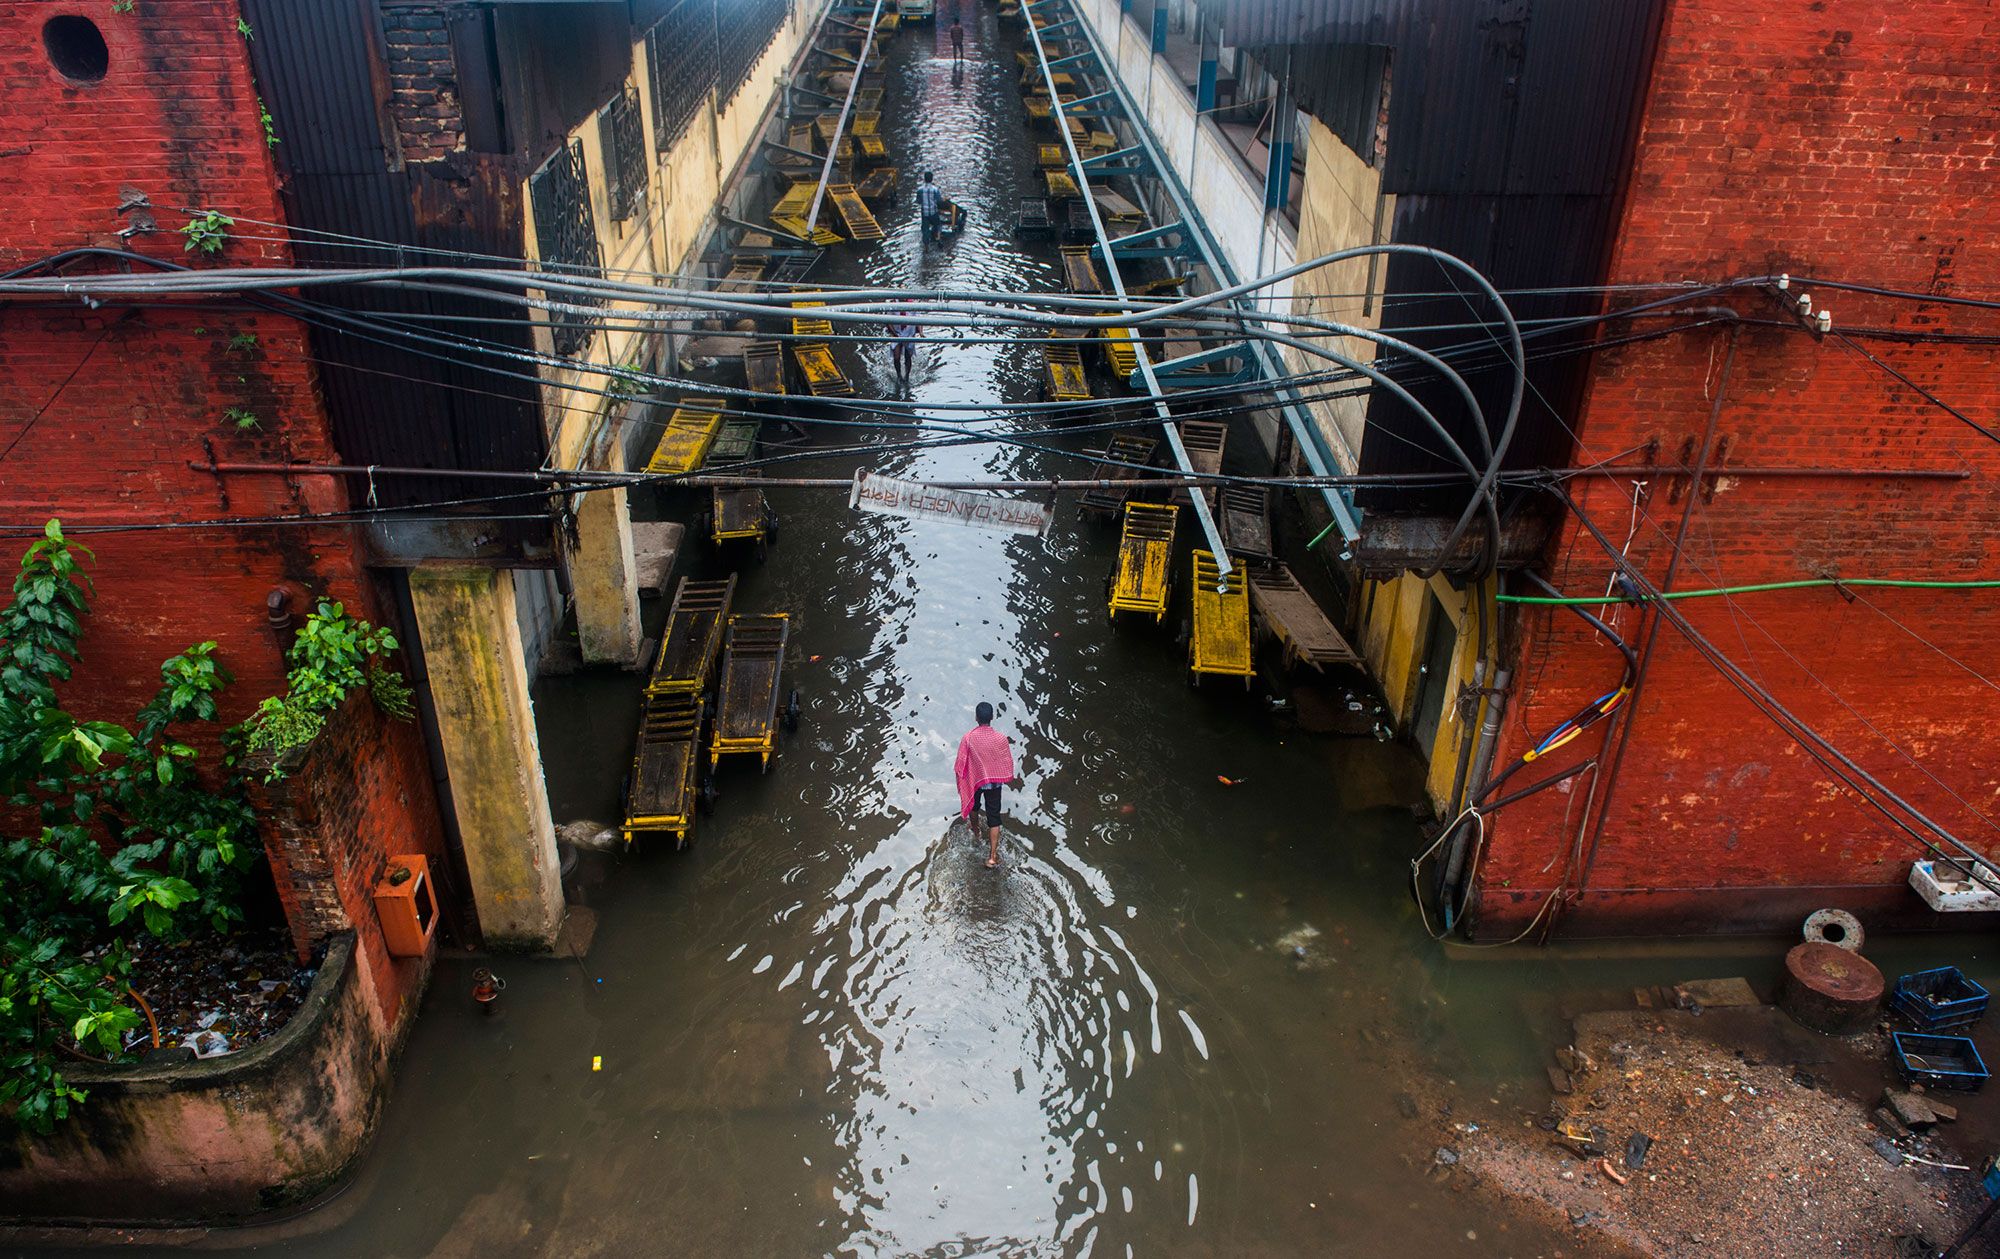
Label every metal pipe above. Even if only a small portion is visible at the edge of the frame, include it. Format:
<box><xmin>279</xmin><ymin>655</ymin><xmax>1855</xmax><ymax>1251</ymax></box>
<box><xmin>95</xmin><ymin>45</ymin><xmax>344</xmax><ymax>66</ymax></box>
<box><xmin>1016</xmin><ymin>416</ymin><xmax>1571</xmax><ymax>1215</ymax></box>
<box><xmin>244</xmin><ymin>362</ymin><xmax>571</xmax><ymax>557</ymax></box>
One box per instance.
<box><xmin>188</xmin><ymin>460</ymin><xmax>1969</xmax><ymax>487</ymax></box>
<box><xmin>1571</xmin><ymin>322</ymin><xmax>1739</xmax><ymax>900</ymax></box>
<box><xmin>185</xmin><ymin>461</ymin><xmax>1503</xmax><ymax>492</ymax></box>
<box><xmin>1024</xmin><ymin>5</ymin><xmax>1233</xmax><ymax>576</ymax></box>
<box><xmin>803</xmin><ymin>0</ymin><xmax>886</xmax><ymax>234</ymax></box>
<box><xmin>1440</xmin><ymin>664</ymin><xmax>1511</xmax><ymax>921</ymax></box>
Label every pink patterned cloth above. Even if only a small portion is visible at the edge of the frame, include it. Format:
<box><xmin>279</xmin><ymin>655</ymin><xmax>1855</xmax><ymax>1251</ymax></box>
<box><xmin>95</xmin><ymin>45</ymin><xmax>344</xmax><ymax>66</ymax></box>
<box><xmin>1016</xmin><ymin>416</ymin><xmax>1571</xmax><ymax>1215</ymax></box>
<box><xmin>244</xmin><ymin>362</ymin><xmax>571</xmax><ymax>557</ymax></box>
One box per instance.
<box><xmin>954</xmin><ymin>725</ymin><xmax>1016</xmax><ymax>818</ymax></box>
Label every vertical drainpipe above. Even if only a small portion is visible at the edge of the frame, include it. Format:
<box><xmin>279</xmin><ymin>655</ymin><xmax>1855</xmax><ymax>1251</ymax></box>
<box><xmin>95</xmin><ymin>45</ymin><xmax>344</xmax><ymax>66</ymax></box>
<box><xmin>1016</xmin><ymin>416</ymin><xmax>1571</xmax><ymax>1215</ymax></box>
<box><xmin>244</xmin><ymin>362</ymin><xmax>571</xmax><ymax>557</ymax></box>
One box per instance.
<box><xmin>1440</xmin><ymin>666</ymin><xmax>1510</xmax><ymax>928</ymax></box>
<box><xmin>1566</xmin><ymin>322</ymin><xmax>1740</xmax><ymax>913</ymax></box>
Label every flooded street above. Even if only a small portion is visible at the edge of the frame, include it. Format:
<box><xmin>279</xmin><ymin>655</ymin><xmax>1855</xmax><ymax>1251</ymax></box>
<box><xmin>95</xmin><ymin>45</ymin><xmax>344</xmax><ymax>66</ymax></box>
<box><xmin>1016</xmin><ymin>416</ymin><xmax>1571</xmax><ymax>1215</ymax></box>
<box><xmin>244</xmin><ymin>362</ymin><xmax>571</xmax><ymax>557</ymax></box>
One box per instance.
<box><xmin>35</xmin><ymin>12</ymin><xmax>1997</xmax><ymax>1259</ymax></box>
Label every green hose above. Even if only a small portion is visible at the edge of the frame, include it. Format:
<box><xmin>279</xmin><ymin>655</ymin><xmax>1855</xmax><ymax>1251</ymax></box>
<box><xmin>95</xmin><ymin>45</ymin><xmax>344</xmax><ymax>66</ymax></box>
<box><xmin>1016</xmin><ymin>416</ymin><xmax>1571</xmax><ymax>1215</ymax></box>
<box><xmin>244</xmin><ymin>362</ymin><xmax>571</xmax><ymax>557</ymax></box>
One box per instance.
<box><xmin>1499</xmin><ymin>577</ymin><xmax>2000</xmax><ymax>606</ymax></box>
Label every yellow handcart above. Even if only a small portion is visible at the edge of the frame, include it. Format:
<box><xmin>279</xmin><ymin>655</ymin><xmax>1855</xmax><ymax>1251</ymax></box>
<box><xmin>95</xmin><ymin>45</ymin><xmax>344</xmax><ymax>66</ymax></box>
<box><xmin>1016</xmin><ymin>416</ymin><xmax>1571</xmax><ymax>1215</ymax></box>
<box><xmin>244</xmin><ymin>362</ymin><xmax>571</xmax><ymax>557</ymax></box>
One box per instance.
<box><xmin>1107</xmin><ymin>502</ymin><xmax>1178</xmax><ymax>621</ymax></box>
<box><xmin>1188</xmin><ymin>550</ymin><xmax>1253</xmax><ymax>687</ymax></box>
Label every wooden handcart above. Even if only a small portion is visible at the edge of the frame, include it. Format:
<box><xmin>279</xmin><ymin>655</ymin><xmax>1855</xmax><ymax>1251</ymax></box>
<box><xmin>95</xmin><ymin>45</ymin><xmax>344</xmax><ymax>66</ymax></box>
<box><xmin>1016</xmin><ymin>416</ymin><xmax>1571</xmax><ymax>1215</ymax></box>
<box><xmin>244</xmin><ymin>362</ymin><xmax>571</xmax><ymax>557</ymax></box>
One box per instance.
<box><xmin>645</xmin><ymin>398</ymin><xmax>728</xmax><ymax>475</ymax></box>
<box><xmin>1247</xmin><ymin>563</ymin><xmax>1362</xmax><ymax>671</ymax></box>
<box><xmin>712</xmin><ymin>614</ymin><xmax>790</xmax><ymax>770</ymax></box>
<box><xmin>1107</xmin><ymin>502</ymin><xmax>1178</xmax><ymax>621</ymax></box>
<box><xmin>1077</xmin><ymin>432</ymin><xmax>1158</xmax><ymax>517</ymax></box>
<box><xmin>1188</xmin><ymin>550</ymin><xmax>1253</xmax><ymax>686</ymax></box>
<box><xmin>621</xmin><ymin>690</ymin><xmax>704</xmax><ymax>848</ymax></box>
<box><xmin>711</xmin><ymin>470</ymin><xmax>770</xmax><ymax>554</ymax></box>
<box><xmin>648</xmin><ymin>576</ymin><xmax>737</xmax><ymax>695</ymax></box>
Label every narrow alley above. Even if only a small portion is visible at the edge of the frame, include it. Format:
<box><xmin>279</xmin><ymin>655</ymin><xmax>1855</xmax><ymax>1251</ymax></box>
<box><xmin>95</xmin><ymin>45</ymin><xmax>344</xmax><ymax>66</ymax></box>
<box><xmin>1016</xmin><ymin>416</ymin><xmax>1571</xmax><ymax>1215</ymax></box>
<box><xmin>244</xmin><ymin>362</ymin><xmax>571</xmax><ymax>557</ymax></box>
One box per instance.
<box><xmin>7</xmin><ymin>1</ymin><xmax>2000</xmax><ymax>1257</ymax></box>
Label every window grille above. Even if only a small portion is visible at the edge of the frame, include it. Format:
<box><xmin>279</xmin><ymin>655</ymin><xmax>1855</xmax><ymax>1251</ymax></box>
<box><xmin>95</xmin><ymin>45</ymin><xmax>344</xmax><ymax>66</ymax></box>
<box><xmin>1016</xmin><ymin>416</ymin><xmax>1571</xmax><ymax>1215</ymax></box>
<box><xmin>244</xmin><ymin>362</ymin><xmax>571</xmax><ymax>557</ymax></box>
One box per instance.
<box><xmin>716</xmin><ymin>0</ymin><xmax>787</xmax><ymax>107</ymax></box>
<box><xmin>528</xmin><ymin>139</ymin><xmax>604</xmax><ymax>358</ymax></box>
<box><xmin>646</xmin><ymin>0</ymin><xmax>716</xmax><ymax>151</ymax></box>
<box><xmin>600</xmin><ymin>86</ymin><xmax>647</xmax><ymax>222</ymax></box>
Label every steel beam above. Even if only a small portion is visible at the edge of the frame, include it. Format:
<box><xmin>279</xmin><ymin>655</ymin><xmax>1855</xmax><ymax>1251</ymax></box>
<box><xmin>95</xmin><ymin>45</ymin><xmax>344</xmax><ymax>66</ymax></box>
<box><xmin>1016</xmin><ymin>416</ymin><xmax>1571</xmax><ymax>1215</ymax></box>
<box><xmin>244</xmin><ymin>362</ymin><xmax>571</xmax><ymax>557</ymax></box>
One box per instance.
<box><xmin>1026</xmin><ymin>0</ymin><xmax>1233</xmax><ymax>576</ymax></box>
<box><xmin>1081</xmin><ymin>144</ymin><xmax>1142</xmax><ymax>169</ymax></box>
<box><xmin>805</xmin><ymin>0</ymin><xmax>886</xmax><ymax>234</ymax></box>
<box><xmin>1050</xmin><ymin>0</ymin><xmax>1363</xmax><ymax>543</ymax></box>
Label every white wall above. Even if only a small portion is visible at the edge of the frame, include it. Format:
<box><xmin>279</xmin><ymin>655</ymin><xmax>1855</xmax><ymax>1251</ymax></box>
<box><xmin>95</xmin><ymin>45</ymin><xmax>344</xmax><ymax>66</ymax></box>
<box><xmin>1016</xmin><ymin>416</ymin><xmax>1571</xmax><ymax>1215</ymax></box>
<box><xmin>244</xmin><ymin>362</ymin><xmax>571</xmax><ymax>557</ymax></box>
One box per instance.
<box><xmin>1072</xmin><ymin>0</ymin><xmax>1394</xmax><ymax>473</ymax></box>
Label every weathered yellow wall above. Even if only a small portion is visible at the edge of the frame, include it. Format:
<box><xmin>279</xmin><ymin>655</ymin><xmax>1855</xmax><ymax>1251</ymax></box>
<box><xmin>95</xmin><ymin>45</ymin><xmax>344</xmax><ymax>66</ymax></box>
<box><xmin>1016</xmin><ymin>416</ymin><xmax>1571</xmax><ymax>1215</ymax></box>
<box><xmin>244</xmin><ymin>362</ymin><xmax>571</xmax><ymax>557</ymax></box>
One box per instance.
<box><xmin>407</xmin><ymin>567</ymin><xmax>564</xmax><ymax>950</ymax></box>
<box><xmin>1284</xmin><ymin>116</ymin><xmax>1389</xmax><ymax>472</ymax></box>
<box><xmin>520</xmin><ymin>3</ymin><xmax>820</xmax><ymax>662</ymax></box>
<box><xmin>1360</xmin><ymin>572</ymin><xmax>1492</xmax><ymax>812</ymax></box>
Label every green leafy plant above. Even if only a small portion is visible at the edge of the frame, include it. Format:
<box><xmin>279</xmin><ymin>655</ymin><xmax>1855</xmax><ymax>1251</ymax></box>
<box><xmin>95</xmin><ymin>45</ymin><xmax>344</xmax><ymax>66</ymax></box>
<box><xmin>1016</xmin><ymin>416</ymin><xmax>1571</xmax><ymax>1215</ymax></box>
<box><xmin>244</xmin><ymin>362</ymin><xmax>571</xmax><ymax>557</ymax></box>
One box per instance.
<box><xmin>239</xmin><ymin>600</ymin><xmax>413</xmax><ymax>781</ymax></box>
<box><xmin>227</xmin><ymin>331</ymin><xmax>258</xmax><ymax>352</ymax></box>
<box><xmin>224</xmin><ymin>407</ymin><xmax>259</xmax><ymax>431</ymax></box>
<box><xmin>1</xmin><ymin>522</ymin><xmax>258</xmax><ymax>1134</ymax></box>
<box><xmin>236</xmin><ymin>17</ymin><xmax>253</xmax><ymax>39</ymax></box>
<box><xmin>111</xmin><ymin>0</ymin><xmax>134</xmax><ymax>12</ymax></box>
<box><xmin>257</xmin><ymin>96</ymin><xmax>279</xmax><ymax>149</ymax></box>
<box><xmin>181</xmin><ymin>211</ymin><xmax>233</xmax><ymax>257</ymax></box>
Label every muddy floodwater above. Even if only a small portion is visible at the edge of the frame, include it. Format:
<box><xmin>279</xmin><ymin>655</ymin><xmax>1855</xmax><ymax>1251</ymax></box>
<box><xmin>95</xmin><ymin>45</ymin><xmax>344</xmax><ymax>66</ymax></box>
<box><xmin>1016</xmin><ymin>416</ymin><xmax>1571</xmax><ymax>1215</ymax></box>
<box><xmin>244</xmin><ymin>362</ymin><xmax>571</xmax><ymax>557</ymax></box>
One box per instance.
<box><xmin>27</xmin><ymin>13</ymin><xmax>2000</xmax><ymax>1259</ymax></box>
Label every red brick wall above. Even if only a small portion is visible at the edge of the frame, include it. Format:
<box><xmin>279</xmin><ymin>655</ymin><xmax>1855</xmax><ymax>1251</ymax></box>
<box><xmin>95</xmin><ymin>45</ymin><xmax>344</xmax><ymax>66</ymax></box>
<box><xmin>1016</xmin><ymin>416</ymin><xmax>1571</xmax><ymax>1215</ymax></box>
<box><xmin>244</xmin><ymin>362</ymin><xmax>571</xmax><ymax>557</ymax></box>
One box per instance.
<box><xmin>0</xmin><ymin>3</ymin><xmax>447</xmax><ymax>1019</ymax></box>
<box><xmin>1470</xmin><ymin>0</ymin><xmax>2000</xmax><ymax>937</ymax></box>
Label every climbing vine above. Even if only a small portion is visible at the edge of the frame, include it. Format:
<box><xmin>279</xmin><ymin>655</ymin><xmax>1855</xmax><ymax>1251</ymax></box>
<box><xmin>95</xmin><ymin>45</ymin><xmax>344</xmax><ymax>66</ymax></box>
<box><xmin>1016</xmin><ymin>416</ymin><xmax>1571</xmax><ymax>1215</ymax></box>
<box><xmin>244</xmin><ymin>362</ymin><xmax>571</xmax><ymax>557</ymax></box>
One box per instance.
<box><xmin>0</xmin><ymin>523</ymin><xmax>258</xmax><ymax>1134</ymax></box>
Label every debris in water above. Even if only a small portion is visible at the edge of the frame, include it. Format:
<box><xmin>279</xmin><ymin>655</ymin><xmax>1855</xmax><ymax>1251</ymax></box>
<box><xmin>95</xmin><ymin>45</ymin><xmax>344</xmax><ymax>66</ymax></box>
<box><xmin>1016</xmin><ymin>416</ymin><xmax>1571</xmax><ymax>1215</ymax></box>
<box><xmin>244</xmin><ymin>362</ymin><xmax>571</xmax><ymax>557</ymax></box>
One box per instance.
<box><xmin>1216</xmin><ymin>775</ymin><xmax>1243</xmax><ymax>786</ymax></box>
<box><xmin>1599</xmin><ymin>1157</ymin><xmax>1629</xmax><ymax>1185</ymax></box>
<box><xmin>592</xmin><ymin>1056</ymin><xmax>603</xmax><ymax>1072</ymax></box>
<box><xmin>1434</xmin><ymin>1147</ymin><xmax>1460</xmax><ymax>1166</ymax></box>
<box><xmin>1120</xmin><ymin>803</ymin><xmax>1136</xmax><ymax>815</ymax></box>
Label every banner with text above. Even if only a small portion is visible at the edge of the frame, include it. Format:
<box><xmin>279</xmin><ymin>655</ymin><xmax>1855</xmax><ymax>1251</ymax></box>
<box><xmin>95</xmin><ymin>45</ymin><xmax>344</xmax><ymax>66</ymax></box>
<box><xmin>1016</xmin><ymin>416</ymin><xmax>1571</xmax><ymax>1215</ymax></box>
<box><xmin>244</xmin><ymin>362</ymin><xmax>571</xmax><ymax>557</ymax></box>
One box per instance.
<box><xmin>849</xmin><ymin>472</ymin><xmax>1051</xmax><ymax>537</ymax></box>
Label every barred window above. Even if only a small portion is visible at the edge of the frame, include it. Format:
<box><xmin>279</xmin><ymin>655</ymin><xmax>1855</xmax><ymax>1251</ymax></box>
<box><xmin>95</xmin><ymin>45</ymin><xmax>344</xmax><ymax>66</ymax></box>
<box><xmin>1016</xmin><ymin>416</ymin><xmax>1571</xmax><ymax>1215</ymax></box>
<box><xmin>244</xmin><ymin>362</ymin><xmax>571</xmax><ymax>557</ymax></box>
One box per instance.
<box><xmin>717</xmin><ymin>0</ymin><xmax>788</xmax><ymax>107</ymax></box>
<box><xmin>646</xmin><ymin>0</ymin><xmax>716</xmax><ymax>151</ymax></box>
<box><xmin>599</xmin><ymin>86</ymin><xmax>647</xmax><ymax>222</ymax></box>
<box><xmin>529</xmin><ymin>139</ymin><xmax>605</xmax><ymax>358</ymax></box>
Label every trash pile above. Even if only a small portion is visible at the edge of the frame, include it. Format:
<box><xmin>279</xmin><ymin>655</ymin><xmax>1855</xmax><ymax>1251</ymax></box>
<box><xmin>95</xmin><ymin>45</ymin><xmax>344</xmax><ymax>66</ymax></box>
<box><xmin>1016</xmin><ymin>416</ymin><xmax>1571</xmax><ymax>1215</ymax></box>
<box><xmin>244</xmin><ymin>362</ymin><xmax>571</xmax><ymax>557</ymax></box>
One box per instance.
<box><xmin>123</xmin><ymin>929</ymin><xmax>314</xmax><ymax>1059</ymax></box>
<box><xmin>1452</xmin><ymin>1006</ymin><xmax>1989</xmax><ymax>1257</ymax></box>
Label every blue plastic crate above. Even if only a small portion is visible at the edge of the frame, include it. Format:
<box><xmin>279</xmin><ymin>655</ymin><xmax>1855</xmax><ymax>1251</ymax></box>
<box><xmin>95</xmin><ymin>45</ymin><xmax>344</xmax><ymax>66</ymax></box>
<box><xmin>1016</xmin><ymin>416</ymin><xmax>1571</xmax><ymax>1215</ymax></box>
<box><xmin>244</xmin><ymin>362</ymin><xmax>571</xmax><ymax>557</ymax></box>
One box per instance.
<box><xmin>1892</xmin><ymin>1031</ymin><xmax>1990</xmax><ymax>1092</ymax></box>
<box><xmin>1892</xmin><ymin>967</ymin><xmax>1990</xmax><ymax>1032</ymax></box>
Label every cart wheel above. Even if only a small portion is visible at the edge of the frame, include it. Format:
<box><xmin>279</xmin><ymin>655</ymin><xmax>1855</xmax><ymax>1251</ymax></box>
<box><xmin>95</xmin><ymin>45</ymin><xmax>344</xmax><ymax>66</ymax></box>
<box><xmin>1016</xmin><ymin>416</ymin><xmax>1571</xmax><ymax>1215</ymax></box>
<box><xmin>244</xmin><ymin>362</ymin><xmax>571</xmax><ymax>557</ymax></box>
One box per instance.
<box><xmin>755</xmin><ymin>538</ymin><xmax>769</xmax><ymax>563</ymax></box>
<box><xmin>1175</xmin><ymin>618</ymin><xmax>1191</xmax><ymax>647</ymax></box>
<box><xmin>697</xmin><ymin>775</ymin><xmax>719</xmax><ymax>814</ymax></box>
<box><xmin>782</xmin><ymin>688</ymin><xmax>802</xmax><ymax>733</ymax></box>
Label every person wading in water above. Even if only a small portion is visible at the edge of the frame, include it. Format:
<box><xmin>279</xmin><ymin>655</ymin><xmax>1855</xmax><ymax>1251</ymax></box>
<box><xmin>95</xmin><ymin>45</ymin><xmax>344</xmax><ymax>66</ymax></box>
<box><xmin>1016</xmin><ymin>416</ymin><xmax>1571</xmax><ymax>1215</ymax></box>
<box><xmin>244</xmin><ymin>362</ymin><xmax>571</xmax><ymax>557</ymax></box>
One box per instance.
<box><xmin>954</xmin><ymin>702</ymin><xmax>1016</xmax><ymax>868</ymax></box>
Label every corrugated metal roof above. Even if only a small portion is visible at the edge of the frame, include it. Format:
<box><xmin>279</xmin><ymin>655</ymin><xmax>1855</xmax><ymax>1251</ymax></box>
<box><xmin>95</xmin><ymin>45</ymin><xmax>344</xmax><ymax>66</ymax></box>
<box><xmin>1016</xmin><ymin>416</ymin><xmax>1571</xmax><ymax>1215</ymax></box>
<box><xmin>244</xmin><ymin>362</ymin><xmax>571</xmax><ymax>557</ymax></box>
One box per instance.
<box><xmin>240</xmin><ymin>0</ymin><xmax>549</xmax><ymax>523</ymax></box>
<box><xmin>1186</xmin><ymin>0</ymin><xmax>1663</xmax><ymax>494</ymax></box>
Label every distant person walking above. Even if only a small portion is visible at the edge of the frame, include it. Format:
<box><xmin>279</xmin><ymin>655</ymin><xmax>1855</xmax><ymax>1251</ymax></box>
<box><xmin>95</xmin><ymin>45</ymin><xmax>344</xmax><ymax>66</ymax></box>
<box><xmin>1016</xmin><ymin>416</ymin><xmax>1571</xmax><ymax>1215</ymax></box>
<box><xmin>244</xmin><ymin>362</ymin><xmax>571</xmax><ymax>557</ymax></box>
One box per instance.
<box><xmin>955</xmin><ymin>702</ymin><xmax>1017</xmax><ymax>868</ymax></box>
<box><xmin>949</xmin><ymin>17</ymin><xmax>964</xmax><ymax>62</ymax></box>
<box><xmin>890</xmin><ymin>314</ymin><xmax>917</xmax><ymax>383</ymax></box>
<box><xmin>916</xmin><ymin>170</ymin><xmax>944</xmax><ymax>243</ymax></box>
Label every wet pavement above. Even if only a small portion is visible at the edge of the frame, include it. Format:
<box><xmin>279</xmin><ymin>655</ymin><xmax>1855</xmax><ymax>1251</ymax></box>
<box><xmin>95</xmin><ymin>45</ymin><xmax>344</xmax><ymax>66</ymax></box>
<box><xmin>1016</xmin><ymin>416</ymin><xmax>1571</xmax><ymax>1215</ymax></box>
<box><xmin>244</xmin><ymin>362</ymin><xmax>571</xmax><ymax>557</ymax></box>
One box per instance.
<box><xmin>27</xmin><ymin>11</ymin><xmax>2000</xmax><ymax>1259</ymax></box>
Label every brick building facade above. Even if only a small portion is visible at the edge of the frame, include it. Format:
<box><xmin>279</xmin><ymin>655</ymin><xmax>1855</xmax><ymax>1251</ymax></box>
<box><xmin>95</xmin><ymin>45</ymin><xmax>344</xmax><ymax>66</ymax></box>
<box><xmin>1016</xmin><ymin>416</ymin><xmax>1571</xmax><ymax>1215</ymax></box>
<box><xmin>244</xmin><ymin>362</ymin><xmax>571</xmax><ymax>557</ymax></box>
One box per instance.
<box><xmin>1467</xmin><ymin>0</ymin><xmax>2000</xmax><ymax>936</ymax></box>
<box><xmin>0</xmin><ymin>2</ymin><xmax>447</xmax><ymax>1027</ymax></box>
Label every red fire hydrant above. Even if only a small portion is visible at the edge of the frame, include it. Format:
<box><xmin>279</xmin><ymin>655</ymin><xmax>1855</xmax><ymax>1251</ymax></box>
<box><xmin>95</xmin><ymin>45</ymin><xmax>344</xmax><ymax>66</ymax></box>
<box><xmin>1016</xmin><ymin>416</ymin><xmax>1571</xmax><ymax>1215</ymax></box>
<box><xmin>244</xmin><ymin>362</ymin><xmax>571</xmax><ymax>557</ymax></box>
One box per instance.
<box><xmin>471</xmin><ymin>967</ymin><xmax>505</xmax><ymax>1014</ymax></box>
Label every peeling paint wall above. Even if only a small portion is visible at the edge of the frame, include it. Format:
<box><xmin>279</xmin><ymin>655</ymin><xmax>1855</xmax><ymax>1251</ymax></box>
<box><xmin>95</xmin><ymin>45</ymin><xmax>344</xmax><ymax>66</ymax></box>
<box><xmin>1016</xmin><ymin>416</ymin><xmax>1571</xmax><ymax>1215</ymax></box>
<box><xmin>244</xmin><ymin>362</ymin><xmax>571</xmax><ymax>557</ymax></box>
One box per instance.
<box><xmin>1</xmin><ymin>936</ymin><xmax>394</xmax><ymax>1225</ymax></box>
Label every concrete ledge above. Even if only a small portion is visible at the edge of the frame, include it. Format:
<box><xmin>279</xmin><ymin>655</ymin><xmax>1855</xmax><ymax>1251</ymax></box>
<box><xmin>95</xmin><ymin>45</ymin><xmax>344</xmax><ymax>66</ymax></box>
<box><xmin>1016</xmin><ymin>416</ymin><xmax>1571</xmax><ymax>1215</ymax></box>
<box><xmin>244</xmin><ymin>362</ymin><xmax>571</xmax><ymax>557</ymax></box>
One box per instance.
<box><xmin>0</xmin><ymin>932</ymin><xmax>389</xmax><ymax>1226</ymax></box>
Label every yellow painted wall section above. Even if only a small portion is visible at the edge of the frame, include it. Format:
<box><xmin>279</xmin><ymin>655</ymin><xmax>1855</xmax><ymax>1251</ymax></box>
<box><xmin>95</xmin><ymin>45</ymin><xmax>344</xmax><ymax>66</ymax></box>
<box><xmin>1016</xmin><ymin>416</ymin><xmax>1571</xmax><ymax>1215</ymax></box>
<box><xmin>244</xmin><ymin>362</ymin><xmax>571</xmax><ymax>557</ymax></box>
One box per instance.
<box><xmin>408</xmin><ymin>567</ymin><xmax>564</xmax><ymax>950</ymax></box>
<box><xmin>1358</xmin><ymin>572</ymin><xmax>1492</xmax><ymax>812</ymax></box>
<box><xmin>1362</xmin><ymin>573</ymin><xmax>1428</xmax><ymax>722</ymax></box>
<box><xmin>1283</xmin><ymin>117</ymin><xmax>1389</xmax><ymax>473</ymax></box>
<box><xmin>521</xmin><ymin>5</ymin><xmax>818</xmax><ymax>660</ymax></box>
<box><xmin>1421</xmin><ymin>575</ymin><xmax>1479</xmax><ymax>810</ymax></box>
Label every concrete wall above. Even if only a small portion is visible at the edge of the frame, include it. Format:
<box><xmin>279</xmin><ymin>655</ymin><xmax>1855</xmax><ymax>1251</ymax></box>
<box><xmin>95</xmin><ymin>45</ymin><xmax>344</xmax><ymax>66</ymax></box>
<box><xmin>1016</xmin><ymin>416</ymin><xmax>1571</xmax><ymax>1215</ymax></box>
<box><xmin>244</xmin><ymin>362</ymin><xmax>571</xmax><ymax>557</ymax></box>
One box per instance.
<box><xmin>520</xmin><ymin>0</ymin><xmax>820</xmax><ymax>662</ymax></box>
<box><xmin>1069</xmin><ymin>0</ymin><xmax>1384</xmax><ymax>476</ymax></box>
<box><xmin>0</xmin><ymin>935</ymin><xmax>397</xmax><ymax>1225</ymax></box>
<box><xmin>1358</xmin><ymin>572</ymin><xmax>1488</xmax><ymax>811</ymax></box>
<box><xmin>1470</xmin><ymin>0</ymin><xmax>2000</xmax><ymax>937</ymax></box>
